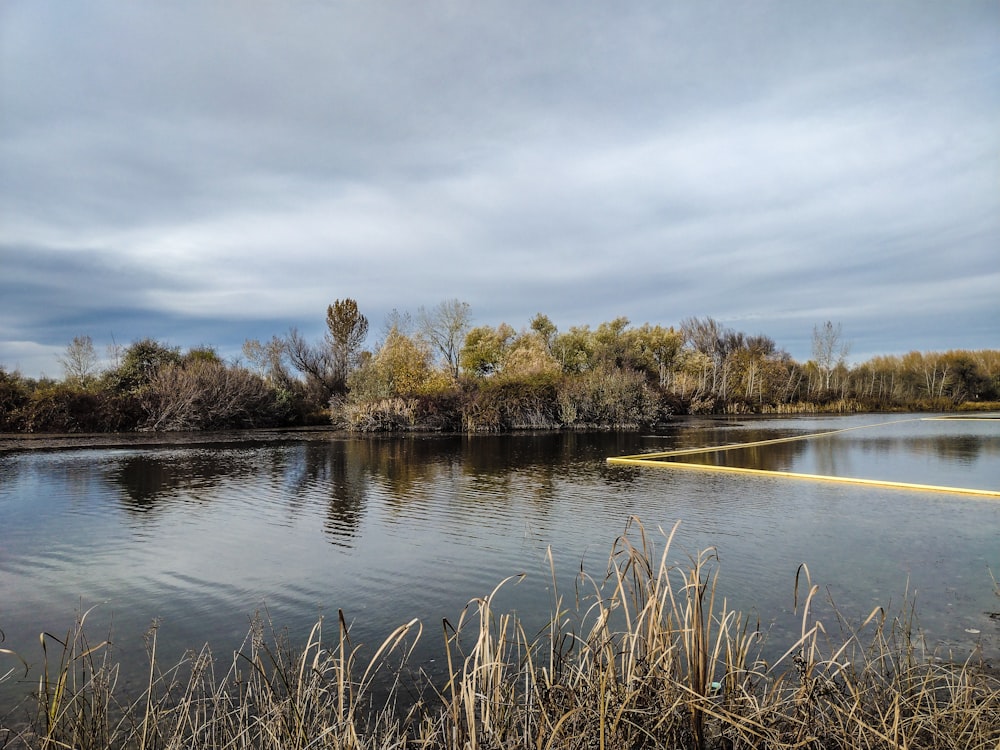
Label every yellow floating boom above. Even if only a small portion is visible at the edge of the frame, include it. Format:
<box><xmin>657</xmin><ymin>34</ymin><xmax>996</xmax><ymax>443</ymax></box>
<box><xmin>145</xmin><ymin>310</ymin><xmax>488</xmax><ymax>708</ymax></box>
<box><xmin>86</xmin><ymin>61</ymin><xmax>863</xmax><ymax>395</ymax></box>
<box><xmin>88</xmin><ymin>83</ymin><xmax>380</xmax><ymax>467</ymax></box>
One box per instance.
<box><xmin>606</xmin><ymin>417</ymin><xmax>1000</xmax><ymax>498</ymax></box>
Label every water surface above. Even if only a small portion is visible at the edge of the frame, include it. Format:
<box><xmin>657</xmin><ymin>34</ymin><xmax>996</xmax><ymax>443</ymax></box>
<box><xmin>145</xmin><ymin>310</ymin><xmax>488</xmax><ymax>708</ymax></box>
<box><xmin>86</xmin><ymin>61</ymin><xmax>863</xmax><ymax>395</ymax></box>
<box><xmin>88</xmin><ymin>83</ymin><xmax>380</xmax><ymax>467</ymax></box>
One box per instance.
<box><xmin>1</xmin><ymin>414</ymin><xmax>998</xmax><ymax>708</ymax></box>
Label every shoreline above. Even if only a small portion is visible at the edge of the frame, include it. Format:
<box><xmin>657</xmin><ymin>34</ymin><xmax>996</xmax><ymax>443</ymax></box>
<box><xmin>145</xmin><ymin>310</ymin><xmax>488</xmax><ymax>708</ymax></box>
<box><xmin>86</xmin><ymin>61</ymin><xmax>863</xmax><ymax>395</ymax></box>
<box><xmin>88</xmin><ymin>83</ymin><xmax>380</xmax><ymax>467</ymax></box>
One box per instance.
<box><xmin>4</xmin><ymin>407</ymin><xmax>999</xmax><ymax>454</ymax></box>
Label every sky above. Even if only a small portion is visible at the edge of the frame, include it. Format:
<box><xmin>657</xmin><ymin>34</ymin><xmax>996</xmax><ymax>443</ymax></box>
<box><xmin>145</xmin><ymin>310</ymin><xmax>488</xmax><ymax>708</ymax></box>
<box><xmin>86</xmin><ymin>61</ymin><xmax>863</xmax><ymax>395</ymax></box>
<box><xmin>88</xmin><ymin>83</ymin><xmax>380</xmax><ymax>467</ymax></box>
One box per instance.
<box><xmin>1</xmin><ymin>1</ymin><xmax>998</xmax><ymax>379</ymax></box>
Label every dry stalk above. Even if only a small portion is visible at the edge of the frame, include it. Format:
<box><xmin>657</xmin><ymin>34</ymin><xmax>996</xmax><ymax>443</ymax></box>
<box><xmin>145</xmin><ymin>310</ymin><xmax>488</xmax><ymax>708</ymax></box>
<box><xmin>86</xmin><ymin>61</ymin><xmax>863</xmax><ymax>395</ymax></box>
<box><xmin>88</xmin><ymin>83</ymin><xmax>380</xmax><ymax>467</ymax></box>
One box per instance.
<box><xmin>2</xmin><ymin>520</ymin><xmax>999</xmax><ymax>749</ymax></box>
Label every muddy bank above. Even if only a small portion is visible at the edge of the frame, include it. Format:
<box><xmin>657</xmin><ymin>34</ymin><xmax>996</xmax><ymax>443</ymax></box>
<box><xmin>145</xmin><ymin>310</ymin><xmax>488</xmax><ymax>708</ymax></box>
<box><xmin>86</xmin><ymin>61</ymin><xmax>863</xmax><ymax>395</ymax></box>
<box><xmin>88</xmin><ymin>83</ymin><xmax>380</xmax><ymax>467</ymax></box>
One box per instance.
<box><xmin>0</xmin><ymin>427</ymin><xmax>345</xmax><ymax>454</ymax></box>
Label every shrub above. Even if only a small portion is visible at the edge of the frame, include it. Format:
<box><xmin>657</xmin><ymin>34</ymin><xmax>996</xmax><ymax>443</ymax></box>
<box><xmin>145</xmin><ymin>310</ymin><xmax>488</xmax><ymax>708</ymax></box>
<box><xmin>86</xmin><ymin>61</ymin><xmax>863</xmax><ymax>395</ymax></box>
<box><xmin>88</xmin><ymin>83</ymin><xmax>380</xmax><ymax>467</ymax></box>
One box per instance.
<box><xmin>462</xmin><ymin>375</ymin><xmax>561</xmax><ymax>431</ymax></box>
<box><xmin>140</xmin><ymin>361</ymin><xmax>281</xmax><ymax>431</ymax></box>
<box><xmin>0</xmin><ymin>368</ymin><xmax>29</xmax><ymax>431</ymax></box>
<box><xmin>336</xmin><ymin>397</ymin><xmax>418</xmax><ymax>432</ymax></box>
<box><xmin>557</xmin><ymin>366</ymin><xmax>662</xmax><ymax>428</ymax></box>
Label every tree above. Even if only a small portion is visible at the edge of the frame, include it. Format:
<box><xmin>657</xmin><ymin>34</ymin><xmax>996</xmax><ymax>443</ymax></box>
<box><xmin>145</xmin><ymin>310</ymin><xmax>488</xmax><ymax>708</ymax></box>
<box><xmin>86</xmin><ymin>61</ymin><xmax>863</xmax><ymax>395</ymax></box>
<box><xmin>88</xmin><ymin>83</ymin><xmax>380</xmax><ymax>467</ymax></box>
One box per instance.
<box><xmin>552</xmin><ymin>325</ymin><xmax>595</xmax><ymax>374</ymax></box>
<box><xmin>106</xmin><ymin>338</ymin><xmax>182</xmax><ymax>393</ymax></box>
<box><xmin>284</xmin><ymin>326</ymin><xmax>338</xmax><ymax>407</ymax></box>
<box><xmin>501</xmin><ymin>331</ymin><xmax>561</xmax><ymax>381</ymax></box>
<box><xmin>184</xmin><ymin>346</ymin><xmax>222</xmax><ymax>365</ymax></box>
<box><xmin>0</xmin><ymin>367</ymin><xmax>30</xmax><ymax>430</ymax></box>
<box><xmin>460</xmin><ymin>323</ymin><xmax>561</xmax><ymax>381</ymax></box>
<box><xmin>285</xmin><ymin>327</ymin><xmax>330</xmax><ymax>382</ymax></box>
<box><xmin>630</xmin><ymin>324</ymin><xmax>684</xmax><ymax>387</ymax></box>
<box><xmin>349</xmin><ymin>327</ymin><xmax>440</xmax><ymax>400</ymax></box>
<box><xmin>381</xmin><ymin>308</ymin><xmax>415</xmax><ymax>340</ymax></box>
<box><xmin>107</xmin><ymin>334</ymin><xmax>124</xmax><ymax>371</ymax></box>
<box><xmin>723</xmin><ymin>334</ymin><xmax>787</xmax><ymax>404</ymax></box>
<box><xmin>529</xmin><ymin>313</ymin><xmax>557</xmax><ymax>353</ymax></box>
<box><xmin>460</xmin><ymin>323</ymin><xmax>515</xmax><ymax>377</ymax></box>
<box><xmin>326</xmin><ymin>298</ymin><xmax>369</xmax><ymax>388</ymax></box>
<box><xmin>812</xmin><ymin>321</ymin><xmax>849</xmax><ymax>391</ymax></box>
<box><xmin>242</xmin><ymin>336</ymin><xmax>292</xmax><ymax>386</ymax></box>
<box><xmin>593</xmin><ymin>317</ymin><xmax>632</xmax><ymax>369</ymax></box>
<box><xmin>418</xmin><ymin>299</ymin><xmax>471</xmax><ymax>379</ymax></box>
<box><xmin>59</xmin><ymin>335</ymin><xmax>99</xmax><ymax>386</ymax></box>
<box><xmin>944</xmin><ymin>351</ymin><xmax>994</xmax><ymax>402</ymax></box>
<box><xmin>681</xmin><ymin>317</ymin><xmax>732</xmax><ymax>394</ymax></box>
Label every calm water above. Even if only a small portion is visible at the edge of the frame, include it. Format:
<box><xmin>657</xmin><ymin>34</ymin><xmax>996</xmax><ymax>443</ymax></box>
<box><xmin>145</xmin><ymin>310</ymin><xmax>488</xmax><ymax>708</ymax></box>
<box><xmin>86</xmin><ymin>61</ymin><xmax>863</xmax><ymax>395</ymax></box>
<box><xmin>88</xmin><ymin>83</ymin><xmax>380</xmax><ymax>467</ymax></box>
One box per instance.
<box><xmin>1</xmin><ymin>414</ymin><xmax>998</xmax><ymax>708</ymax></box>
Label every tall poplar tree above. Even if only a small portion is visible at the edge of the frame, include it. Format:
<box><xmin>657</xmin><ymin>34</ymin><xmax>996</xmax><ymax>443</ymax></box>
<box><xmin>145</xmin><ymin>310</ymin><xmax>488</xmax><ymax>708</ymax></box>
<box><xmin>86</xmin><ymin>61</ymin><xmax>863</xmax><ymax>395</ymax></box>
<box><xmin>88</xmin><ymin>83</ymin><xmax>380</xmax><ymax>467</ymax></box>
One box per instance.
<box><xmin>326</xmin><ymin>298</ymin><xmax>369</xmax><ymax>390</ymax></box>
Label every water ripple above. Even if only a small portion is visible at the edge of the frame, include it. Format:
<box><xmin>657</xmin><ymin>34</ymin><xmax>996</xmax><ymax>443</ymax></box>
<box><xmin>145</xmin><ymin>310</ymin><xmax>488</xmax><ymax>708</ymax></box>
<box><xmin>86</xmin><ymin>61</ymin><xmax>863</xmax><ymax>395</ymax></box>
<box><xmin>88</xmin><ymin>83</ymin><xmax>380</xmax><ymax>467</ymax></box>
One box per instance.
<box><xmin>1</xmin><ymin>421</ymin><xmax>998</xmax><ymax>709</ymax></box>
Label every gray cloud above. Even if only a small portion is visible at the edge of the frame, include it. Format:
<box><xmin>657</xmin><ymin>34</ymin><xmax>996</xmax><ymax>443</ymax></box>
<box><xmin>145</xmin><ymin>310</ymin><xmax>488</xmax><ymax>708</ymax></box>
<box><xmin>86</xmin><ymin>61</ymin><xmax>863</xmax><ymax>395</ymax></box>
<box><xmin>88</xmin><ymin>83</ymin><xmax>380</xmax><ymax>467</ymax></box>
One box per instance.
<box><xmin>2</xmin><ymin>0</ymin><xmax>997</xmax><ymax>377</ymax></box>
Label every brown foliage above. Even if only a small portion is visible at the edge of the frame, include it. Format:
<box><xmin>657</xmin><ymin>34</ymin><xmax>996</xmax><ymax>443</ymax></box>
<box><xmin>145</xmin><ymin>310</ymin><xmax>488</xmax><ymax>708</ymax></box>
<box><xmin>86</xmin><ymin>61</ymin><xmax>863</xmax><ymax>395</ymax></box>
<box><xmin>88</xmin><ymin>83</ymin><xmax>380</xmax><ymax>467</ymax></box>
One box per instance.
<box><xmin>140</xmin><ymin>360</ymin><xmax>279</xmax><ymax>431</ymax></box>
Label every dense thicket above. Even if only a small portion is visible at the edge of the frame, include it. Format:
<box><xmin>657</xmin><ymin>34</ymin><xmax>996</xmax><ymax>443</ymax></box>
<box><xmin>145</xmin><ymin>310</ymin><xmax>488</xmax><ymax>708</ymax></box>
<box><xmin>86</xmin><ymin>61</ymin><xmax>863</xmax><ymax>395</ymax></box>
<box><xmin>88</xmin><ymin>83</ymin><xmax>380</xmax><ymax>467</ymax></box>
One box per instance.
<box><xmin>2</xmin><ymin>301</ymin><xmax>997</xmax><ymax>433</ymax></box>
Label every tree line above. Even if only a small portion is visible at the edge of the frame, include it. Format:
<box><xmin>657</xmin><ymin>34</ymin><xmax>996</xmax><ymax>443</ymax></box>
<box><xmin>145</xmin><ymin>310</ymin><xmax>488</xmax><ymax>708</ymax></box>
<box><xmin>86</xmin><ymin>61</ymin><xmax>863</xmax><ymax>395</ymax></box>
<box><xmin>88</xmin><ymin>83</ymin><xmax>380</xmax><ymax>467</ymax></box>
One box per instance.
<box><xmin>1</xmin><ymin>298</ymin><xmax>997</xmax><ymax>433</ymax></box>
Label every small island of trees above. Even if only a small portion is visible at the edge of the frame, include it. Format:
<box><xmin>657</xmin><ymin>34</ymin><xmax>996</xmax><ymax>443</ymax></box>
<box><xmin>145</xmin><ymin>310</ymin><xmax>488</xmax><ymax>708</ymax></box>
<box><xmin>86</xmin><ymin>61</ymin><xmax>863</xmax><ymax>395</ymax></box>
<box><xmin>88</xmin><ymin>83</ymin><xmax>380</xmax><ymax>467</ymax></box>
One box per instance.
<box><xmin>1</xmin><ymin>299</ymin><xmax>997</xmax><ymax>433</ymax></box>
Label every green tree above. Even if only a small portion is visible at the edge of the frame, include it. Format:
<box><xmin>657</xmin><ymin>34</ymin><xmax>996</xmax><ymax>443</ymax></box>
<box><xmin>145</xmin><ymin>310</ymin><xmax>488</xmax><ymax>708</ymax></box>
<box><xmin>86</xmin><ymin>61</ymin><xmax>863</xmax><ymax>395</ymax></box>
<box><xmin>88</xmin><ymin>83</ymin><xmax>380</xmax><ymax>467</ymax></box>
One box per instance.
<box><xmin>105</xmin><ymin>338</ymin><xmax>182</xmax><ymax>393</ymax></box>
<box><xmin>349</xmin><ymin>327</ymin><xmax>443</xmax><ymax>400</ymax></box>
<box><xmin>552</xmin><ymin>325</ymin><xmax>595</xmax><ymax>374</ymax></box>
<box><xmin>529</xmin><ymin>313</ymin><xmax>557</xmax><ymax>353</ymax></box>
<box><xmin>629</xmin><ymin>324</ymin><xmax>683</xmax><ymax>386</ymax></box>
<box><xmin>500</xmin><ymin>331</ymin><xmax>561</xmax><ymax>381</ymax></box>
<box><xmin>339</xmin><ymin>327</ymin><xmax>457</xmax><ymax>431</ymax></box>
<box><xmin>184</xmin><ymin>346</ymin><xmax>222</xmax><ymax>365</ymax></box>
<box><xmin>460</xmin><ymin>322</ymin><xmax>562</xmax><ymax>382</ymax></box>
<box><xmin>592</xmin><ymin>317</ymin><xmax>633</xmax><ymax>369</ymax></box>
<box><xmin>460</xmin><ymin>323</ymin><xmax>515</xmax><ymax>377</ymax></box>
<box><xmin>326</xmin><ymin>298</ymin><xmax>369</xmax><ymax>389</ymax></box>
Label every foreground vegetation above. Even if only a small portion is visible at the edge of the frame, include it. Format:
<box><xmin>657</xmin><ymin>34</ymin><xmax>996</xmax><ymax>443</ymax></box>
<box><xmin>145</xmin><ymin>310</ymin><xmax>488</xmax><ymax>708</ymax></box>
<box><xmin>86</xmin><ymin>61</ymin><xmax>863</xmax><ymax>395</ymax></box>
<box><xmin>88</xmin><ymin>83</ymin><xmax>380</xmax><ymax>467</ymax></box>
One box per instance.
<box><xmin>2</xmin><ymin>299</ymin><xmax>998</xmax><ymax>432</ymax></box>
<box><xmin>2</xmin><ymin>520</ymin><xmax>997</xmax><ymax>749</ymax></box>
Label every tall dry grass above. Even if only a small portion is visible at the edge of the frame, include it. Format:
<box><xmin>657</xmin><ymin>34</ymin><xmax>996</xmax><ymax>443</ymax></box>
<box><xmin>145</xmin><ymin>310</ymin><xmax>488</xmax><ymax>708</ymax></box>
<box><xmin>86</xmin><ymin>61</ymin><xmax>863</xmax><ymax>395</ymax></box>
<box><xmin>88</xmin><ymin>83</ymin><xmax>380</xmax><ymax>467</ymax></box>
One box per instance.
<box><xmin>1</xmin><ymin>519</ymin><xmax>997</xmax><ymax>749</ymax></box>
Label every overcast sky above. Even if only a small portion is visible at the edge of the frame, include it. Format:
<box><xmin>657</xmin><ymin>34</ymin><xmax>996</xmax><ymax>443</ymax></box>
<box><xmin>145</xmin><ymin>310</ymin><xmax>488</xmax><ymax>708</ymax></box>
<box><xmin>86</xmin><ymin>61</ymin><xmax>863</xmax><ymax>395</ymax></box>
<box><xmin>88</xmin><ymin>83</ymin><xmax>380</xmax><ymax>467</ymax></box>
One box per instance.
<box><xmin>2</xmin><ymin>1</ymin><xmax>997</xmax><ymax>379</ymax></box>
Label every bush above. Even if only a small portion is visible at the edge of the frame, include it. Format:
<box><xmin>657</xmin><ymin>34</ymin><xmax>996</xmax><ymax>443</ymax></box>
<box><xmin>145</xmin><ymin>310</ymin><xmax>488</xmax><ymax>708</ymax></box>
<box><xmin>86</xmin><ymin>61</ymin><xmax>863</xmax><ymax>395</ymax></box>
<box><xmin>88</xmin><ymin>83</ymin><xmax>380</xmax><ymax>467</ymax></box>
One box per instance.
<box><xmin>140</xmin><ymin>361</ymin><xmax>282</xmax><ymax>431</ymax></box>
<box><xmin>335</xmin><ymin>397</ymin><xmax>419</xmax><ymax>432</ymax></box>
<box><xmin>557</xmin><ymin>366</ymin><xmax>662</xmax><ymax>428</ymax></box>
<box><xmin>462</xmin><ymin>375</ymin><xmax>561</xmax><ymax>431</ymax></box>
<box><xmin>0</xmin><ymin>368</ymin><xmax>30</xmax><ymax>431</ymax></box>
<box><xmin>12</xmin><ymin>385</ymin><xmax>148</xmax><ymax>433</ymax></box>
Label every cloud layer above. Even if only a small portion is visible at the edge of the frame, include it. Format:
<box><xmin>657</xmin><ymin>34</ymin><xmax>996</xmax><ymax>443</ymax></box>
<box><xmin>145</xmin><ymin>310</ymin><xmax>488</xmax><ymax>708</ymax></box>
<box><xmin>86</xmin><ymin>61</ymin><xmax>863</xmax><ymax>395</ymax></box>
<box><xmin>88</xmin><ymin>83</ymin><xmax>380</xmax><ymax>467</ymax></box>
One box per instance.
<box><xmin>2</xmin><ymin>1</ymin><xmax>998</xmax><ymax>377</ymax></box>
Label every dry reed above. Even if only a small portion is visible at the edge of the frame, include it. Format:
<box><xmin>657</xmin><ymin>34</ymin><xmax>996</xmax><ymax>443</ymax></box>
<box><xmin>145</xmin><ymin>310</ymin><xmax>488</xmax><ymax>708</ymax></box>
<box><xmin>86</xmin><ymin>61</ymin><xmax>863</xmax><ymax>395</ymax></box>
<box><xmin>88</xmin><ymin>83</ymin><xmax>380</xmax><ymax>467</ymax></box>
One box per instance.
<box><xmin>1</xmin><ymin>518</ymin><xmax>997</xmax><ymax>749</ymax></box>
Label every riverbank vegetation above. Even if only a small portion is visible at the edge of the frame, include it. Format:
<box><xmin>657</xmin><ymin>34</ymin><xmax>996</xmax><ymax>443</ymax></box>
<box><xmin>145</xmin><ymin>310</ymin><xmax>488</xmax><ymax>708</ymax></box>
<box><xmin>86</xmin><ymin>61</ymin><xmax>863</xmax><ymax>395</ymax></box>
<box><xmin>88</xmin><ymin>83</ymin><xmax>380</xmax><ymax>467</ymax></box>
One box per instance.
<box><xmin>1</xmin><ymin>521</ymin><xmax>997</xmax><ymax>749</ymax></box>
<box><xmin>2</xmin><ymin>299</ymin><xmax>998</xmax><ymax>432</ymax></box>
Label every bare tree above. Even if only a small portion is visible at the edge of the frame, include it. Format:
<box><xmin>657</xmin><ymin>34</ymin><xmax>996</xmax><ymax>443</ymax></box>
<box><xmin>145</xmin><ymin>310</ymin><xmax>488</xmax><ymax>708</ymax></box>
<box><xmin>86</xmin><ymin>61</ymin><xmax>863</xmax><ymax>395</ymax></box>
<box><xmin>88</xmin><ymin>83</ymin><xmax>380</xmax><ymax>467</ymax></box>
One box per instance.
<box><xmin>107</xmin><ymin>332</ymin><xmax>124</xmax><ymax>371</ymax></box>
<box><xmin>381</xmin><ymin>308</ymin><xmax>415</xmax><ymax>341</ymax></box>
<box><xmin>681</xmin><ymin>317</ymin><xmax>732</xmax><ymax>394</ymax></box>
<box><xmin>59</xmin><ymin>335</ymin><xmax>99</xmax><ymax>386</ymax></box>
<box><xmin>812</xmin><ymin>320</ymin><xmax>850</xmax><ymax>391</ymax></box>
<box><xmin>418</xmin><ymin>299</ymin><xmax>471</xmax><ymax>379</ymax></box>
<box><xmin>242</xmin><ymin>336</ymin><xmax>293</xmax><ymax>387</ymax></box>
<box><xmin>284</xmin><ymin>326</ymin><xmax>336</xmax><ymax>397</ymax></box>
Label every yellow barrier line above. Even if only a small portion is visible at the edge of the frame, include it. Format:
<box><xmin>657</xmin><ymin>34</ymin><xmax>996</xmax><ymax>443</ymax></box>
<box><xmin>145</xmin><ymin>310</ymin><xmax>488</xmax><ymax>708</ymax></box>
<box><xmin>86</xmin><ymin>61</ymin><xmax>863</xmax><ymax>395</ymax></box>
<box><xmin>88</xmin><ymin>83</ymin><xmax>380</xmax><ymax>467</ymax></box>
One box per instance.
<box><xmin>605</xmin><ymin>456</ymin><xmax>1000</xmax><ymax>497</ymax></box>
<box><xmin>923</xmin><ymin>415</ymin><xmax>1000</xmax><ymax>421</ymax></box>
<box><xmin>606</xmin><ymin>417</ymin><xmax>1000</xmax><ymax>497</ymax></box>
<box><xmin>616</xmin><ymin>417</ymin><xmax>921</xmax><ymax>461</ymax></box>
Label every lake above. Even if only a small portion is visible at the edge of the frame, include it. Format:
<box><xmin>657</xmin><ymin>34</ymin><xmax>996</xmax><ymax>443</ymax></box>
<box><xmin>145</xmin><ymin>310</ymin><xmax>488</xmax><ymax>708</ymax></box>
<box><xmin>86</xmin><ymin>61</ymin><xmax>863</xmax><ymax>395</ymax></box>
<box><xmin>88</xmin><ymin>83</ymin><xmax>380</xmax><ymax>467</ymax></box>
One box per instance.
<box><xmin>1</xmin><ymin>413</ymin><xmax>998</xmax><ymax>709</ymax></box>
